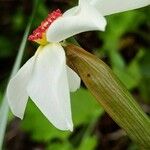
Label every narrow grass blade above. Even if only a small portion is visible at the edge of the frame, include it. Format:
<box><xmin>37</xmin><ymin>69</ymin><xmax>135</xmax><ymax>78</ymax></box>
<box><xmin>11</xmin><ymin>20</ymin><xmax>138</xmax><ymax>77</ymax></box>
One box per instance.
<box><xmin>0</xmin><ymin>0</ymin><xmax>38</xmax><ymax>149</ymax></box>
<box><xmin>65</xmin><ymin>44</ymin><xmax>150</xmax><ymax>149</ymax></box>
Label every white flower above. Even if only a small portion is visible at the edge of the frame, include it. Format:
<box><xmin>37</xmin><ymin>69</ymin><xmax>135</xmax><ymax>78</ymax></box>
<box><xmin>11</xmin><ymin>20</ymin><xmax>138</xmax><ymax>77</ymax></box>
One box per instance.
<box><xmin>47</xmin><ymin>0</ymin><xmax>150</xmax><ymax>42</ymax></box>
<box><xmin>7</xmin><ymin>43</ymin><xmax>80</xmax><ymax>131</ymax></box>
<box><xmin>7</xmin><ymin>0</ymin><xmax>149</xmax><ymax>131</ymax></box>
<box><xmin>7</xmin><ymin>4</ymin><xmax>106</xmax><ymax>131</ymax></box>
<box><xmin>47</xmin><ymin>0</ymin><xmax>106</xmax><ymax>42</ymax></box>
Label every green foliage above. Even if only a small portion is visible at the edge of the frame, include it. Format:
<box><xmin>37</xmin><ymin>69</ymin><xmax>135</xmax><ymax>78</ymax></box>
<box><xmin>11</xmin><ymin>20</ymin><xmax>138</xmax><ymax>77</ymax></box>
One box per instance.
<box><xmin>139</xmin><ymin>50</ymin><xmax>150</xmax><ymax>102</ymax></box>
<box><xmin>0</xmin><ymin>37</ymin><xmax>12</xmax><ymax>58</ymax></box>
<box><xmin>21</xmin><ymin>100</ymin><xmax>70</xmax><ymax>142</ymax></box>
<box><xmin>77</xmin><ymin>136</ymin><xmax>97</xmax><ymax>150</ymax></box>
<box><xmin>46</xmin><ymin>142</ymin><xmax>72</xmax><ymax>150</ymax></box>
<box><xmin>21</xmin><ymin>88</ymin><xmax>103</xmax><ymax>148</ymax></box>
<box><xmin>71</xmin><ymin>88</ymin><xmax>103</xmax><ymax>126</ymax></box>
<box><xmin>113</xmin><ymin>49</ymin><xmax>142</xmax><ymax>89</ymax></box>
<box><xmin>99</xmin><ymin>7</ymin><xmax>150</xmax><ymax>95</ymax></box>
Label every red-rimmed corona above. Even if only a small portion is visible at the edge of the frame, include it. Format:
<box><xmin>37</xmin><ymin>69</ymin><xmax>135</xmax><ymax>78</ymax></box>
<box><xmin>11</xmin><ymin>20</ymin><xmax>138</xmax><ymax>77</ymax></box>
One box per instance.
<box><xmin>28</xmin><ymin>9</ymin><xmax>62</xmax><ymax>45</ymax></box>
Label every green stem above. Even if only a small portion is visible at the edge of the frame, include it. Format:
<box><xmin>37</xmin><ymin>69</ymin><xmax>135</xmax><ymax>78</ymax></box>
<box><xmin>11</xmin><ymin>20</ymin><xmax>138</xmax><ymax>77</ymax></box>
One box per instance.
<box><xmin>0</xmin><ymin>1</ymin><xmax>38</xmax><ymax>149</ymax></box>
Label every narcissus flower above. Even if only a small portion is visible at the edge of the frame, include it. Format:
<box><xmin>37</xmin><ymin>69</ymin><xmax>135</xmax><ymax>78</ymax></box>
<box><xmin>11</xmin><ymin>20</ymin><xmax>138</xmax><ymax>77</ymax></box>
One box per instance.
<box><xmin>7</xmin><ymin>3</ymin><xmax>106</xmax><ymax>131</ymax></box>
<box><xmin>47</xmin><ymin>0</ymin><xmax>150</xmax><ymax>42</ymax></box>
<box><xmin>7</xmin><ymin>0</ymin><xmax>149</xmax><ymax>131</ymax></box>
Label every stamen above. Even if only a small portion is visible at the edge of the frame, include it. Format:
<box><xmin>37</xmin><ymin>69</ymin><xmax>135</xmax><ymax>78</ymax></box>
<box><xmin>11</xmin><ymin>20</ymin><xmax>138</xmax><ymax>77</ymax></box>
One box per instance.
<box><xmin>28</xmin><ymin>9</ymin><xmax>62</xmax><ymax>45</ymax></box>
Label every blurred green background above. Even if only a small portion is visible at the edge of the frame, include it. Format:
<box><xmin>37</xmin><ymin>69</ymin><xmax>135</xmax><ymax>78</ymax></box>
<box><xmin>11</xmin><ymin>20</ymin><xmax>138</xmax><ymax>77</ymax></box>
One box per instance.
<box><xmin>0</xmin><ymin>0</ymin><xmax>149</xmax><ymax>149</ymax></box>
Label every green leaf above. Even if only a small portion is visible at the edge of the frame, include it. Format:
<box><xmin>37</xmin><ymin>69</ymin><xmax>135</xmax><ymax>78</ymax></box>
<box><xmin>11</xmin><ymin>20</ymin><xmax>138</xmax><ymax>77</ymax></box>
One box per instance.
<box><xmin>78</xmin><ymin>136</ymin><xmax>97</xmax><ymax>150</ymax></box>
<box><xmin>46</xmin><ymin>141</ymin><xmax>73</xmax><ymax>150</ymax></box>
<box><xmin>71</xmin><ymin>88</ymin><xmax>104</xmax><ymax>126</ymax></box>
<box><xmin>113</xmin><ymin>50</ymin><xmax>143</xmax><ymax>90</ymax></box>
<box><xmin>0</xmin><ymin>37</ymin><xmax>12</xmax><ymax>58</ymax></box>
<box><xmin>100</xmin><ymin>10</ymin><xmax>147</xmax><ymax>51</ymax></box>
<box><xmin>65</xmin><ymin>44</ymin><xmax>150</xmax><ymax>149</ymax></box>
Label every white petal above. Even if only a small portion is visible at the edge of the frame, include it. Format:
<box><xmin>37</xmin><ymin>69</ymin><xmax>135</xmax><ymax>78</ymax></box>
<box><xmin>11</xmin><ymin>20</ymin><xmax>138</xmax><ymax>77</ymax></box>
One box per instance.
<box><xmin>46</xmin><ymin>4</ymin><xmax>106</xmax><ymax>42</ymax></box>
<box><xmin>91</xmin><ymin>0</ymin><xmax>150</xmax><ymax>16</ymax></box>
<box><xmin>79</xmin><ymin>0</ymin><xmax>87</xmax><ymax>6</ymax></box>
<box><xmin>67</xmin><ymin>66</ymin><xmax>81</xmax><ymax>92</ymax></box>
<box><xmin>27</xmin><ymin>43</ymin><xmax>73</xmax><ymax>131</ymax></box>
<box><xmin>6</xmin><ymin>55</ymin><xmax>36</xmax><ymax>119</ymax></box>
<box><xmin>64</xmin><ymin>0</ymin><xmax>91</xmax><ymax>16</ymax></box>
<box><xmin>63</xmin><ymin>6</ymin><xmax>78</xmax><ymax>17</ymax></box>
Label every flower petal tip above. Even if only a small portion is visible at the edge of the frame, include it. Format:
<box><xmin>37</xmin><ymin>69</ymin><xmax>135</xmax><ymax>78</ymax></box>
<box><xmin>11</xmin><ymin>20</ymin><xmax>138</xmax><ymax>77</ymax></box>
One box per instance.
<box><xmin>69</xmin><ymin>128</ymin><xmax>73</xmax><ymax>132</ymax></box>
<box><xmin>98</xmin><ymin>19</ymin><xmax>107</xmax><ymax>32</ymax></box>
<box><xmin>12</xmin><ymin>110</ymin><xmax>24</xmax><ymax>120</ymax></box>
<box><xmin>54</xmin><ymin>121</ymin><xmax>73</xmax><ymax>131</ymax></box>
<box><xmin>67</xmin><ymin>122</ymin><xmax>73</xmax><ymax>132</ymax></box>
<box><xmin>6</xmin><ymin>89</ymin><xmax>24</xmax><ymax>120</ymax></box>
